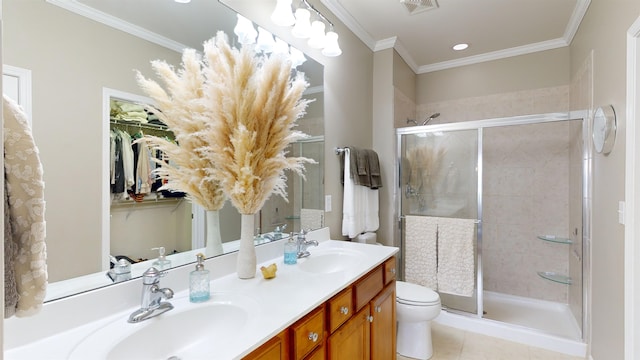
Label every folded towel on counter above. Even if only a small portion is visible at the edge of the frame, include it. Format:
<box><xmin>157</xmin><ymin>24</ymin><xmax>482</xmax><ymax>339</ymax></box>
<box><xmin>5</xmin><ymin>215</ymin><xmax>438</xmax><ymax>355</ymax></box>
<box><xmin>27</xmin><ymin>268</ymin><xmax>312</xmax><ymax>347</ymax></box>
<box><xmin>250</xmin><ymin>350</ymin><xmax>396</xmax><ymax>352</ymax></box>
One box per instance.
<box><xmin>404</xmin><ymin>215</ymin><xmax>438</xmax><ymax>290</ymax></box>
<box><xmin>436</xmin><ymin>217</ymin><xmax>476</xmax><ymax>297</ymax></box>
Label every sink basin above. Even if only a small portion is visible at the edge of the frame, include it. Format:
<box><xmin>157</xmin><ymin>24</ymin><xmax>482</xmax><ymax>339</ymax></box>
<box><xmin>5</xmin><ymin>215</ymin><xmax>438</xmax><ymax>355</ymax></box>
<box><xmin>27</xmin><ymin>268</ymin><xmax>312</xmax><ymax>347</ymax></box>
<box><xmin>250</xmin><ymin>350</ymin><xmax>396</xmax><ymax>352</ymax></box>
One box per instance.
<box><xmin>297</xmin><ymin>248</ymin><xmax>365</xmax><ymax>274</ymax></box>
<box><xmin>68</xmin><ymin>292</ymin><xmax>259</xmax><ymax>360</ymax></box>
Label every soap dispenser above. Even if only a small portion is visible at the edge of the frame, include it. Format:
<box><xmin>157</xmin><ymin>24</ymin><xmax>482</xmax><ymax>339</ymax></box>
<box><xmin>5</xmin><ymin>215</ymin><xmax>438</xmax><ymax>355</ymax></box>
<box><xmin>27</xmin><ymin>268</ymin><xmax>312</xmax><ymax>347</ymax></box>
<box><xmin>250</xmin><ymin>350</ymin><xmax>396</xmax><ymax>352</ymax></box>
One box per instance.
<box><xmin>190</xmin><ymin>253</ymin><xmax>210</xmax><ymax>303</ymax></box>
<box><xmin>284</xmin><ymin>233</ymin><xmax>297</xmax><ymax>265</ymax></box>
<box><xmin>152</xmin><ymin>247</ymin><xmax>171</xmax><ymax>270</ymax></box>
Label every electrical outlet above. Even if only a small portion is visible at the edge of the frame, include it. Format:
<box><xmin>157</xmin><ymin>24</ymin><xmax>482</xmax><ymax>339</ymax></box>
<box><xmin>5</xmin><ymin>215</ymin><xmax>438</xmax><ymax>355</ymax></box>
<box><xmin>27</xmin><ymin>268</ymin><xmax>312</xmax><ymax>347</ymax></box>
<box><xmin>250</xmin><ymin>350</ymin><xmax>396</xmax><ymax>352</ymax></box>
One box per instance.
<box><xmin>325</xmin><ymin>195</ymin><xmax>332</xmax><ymax>212</ymax></box>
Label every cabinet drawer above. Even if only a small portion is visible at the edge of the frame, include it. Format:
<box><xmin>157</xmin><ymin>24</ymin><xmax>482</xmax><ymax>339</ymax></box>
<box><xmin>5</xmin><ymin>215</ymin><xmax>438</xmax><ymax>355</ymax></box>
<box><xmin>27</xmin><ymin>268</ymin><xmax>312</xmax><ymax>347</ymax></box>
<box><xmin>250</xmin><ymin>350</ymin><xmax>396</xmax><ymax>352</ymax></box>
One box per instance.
<box><xmin>291</xmin><ymin>306</ymin><xmax>325</xmax><ymax>359</ymax></box>
<box><xmin>304</xmin><ymin>343</ymin><xmax>325</xmax><ymax>360</ymax></box>
<box><xmin>384</xmin><ymin>257</ymin><xmax>396</xmax><ymax>284</ymax></box>
<box><xmin>354</xmin><ymin>266</ymin><xmax>383</xmax><ymax>311</ymax></box>
<box><xmin>327</xmin><ymin>287</ymin><xmax>353</xmax><ymax>333</ymax></box>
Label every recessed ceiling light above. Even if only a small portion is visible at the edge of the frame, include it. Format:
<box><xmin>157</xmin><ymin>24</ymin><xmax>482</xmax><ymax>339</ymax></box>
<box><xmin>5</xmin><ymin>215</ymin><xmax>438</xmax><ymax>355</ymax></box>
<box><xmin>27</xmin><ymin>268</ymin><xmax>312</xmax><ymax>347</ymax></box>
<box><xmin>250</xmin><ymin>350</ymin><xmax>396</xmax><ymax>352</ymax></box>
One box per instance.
<box><xmin>174</xmin><ymin>0</ymin><xmax>191</xmax><ymax>3</ymax></box>
<box><xmin>453</xmin><ymin>43</ymin><xmax>469</xmax><ymax>51</ymax></box>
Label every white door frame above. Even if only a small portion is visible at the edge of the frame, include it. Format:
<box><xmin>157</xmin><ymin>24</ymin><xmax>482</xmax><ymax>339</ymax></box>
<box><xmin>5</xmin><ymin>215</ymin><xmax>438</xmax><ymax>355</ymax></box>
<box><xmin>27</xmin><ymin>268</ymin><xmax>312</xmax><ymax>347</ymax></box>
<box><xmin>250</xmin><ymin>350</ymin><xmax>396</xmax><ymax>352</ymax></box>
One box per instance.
<box><xmin>624</xmin><ymin>15</ymin><xmax>640</xmax><ymax>360</ymax></box>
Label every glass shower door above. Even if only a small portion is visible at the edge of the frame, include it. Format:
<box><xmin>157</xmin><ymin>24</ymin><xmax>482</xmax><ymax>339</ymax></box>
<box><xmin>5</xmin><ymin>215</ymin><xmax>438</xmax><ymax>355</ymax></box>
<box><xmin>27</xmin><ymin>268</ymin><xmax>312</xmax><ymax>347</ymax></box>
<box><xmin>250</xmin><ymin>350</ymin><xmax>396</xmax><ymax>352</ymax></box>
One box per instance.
<box><xmin>399</xmin><ymin>128</ymin><xmax>480</xmax><ymax>315</ymax></box>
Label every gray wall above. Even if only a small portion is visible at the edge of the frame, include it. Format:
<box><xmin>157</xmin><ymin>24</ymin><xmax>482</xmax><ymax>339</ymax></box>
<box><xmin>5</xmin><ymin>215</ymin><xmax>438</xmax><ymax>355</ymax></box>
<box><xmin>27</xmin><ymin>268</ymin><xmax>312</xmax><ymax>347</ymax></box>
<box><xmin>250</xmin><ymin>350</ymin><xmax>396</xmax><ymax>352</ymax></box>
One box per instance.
<box><xmin>570</xmin><ymin>0</ymin><xmax>640</xmax><ymax>358</ymax></box>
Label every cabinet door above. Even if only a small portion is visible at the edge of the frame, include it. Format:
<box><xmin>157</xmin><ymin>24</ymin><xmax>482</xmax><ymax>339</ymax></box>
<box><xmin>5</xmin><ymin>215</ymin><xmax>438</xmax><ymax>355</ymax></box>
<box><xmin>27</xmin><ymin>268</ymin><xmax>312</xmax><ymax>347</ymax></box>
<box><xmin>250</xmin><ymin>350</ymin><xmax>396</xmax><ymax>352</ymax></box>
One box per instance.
<box><xmin>370</xmin><ymin>282</ymin><xmax>396</xmax><ymax>360</ymax></box>
<box><xmin>327</xmin><ymin>306</ymin><xmax>371</xmax><ymax>360</ymax></box>
<box><xmin>243</xmin><ymin>330</ymin><xmax>290</xmax><ymax>360</ymax></box>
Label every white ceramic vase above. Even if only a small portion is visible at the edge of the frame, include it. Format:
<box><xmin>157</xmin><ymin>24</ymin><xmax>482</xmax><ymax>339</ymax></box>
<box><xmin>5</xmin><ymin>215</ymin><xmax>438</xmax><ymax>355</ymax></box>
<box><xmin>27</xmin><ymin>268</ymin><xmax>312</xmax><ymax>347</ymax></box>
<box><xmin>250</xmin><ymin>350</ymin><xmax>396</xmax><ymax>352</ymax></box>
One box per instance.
<box><xmin>205</xmin><ymin>210</ymin><xmax>224</xmax><ymax>257</ymax></box>
<box><xmin>237</xmin><ymin>213</ymin><xmax>257</xmax><ymax>279</ymax></box>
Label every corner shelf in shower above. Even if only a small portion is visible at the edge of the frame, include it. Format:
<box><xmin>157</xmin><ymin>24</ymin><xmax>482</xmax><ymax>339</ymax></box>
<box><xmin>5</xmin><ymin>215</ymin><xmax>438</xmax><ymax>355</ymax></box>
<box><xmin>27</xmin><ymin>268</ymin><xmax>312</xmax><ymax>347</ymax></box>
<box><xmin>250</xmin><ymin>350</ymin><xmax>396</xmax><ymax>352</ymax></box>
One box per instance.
<box><xmin>537</xmin><ymin>235</ymin><xmax>572</xmax><ymax>244</ymax></box>
<box><xmin>537</xmin><ymin>271</ymin><xmax>572</xmax><ymax>285</ymax></box>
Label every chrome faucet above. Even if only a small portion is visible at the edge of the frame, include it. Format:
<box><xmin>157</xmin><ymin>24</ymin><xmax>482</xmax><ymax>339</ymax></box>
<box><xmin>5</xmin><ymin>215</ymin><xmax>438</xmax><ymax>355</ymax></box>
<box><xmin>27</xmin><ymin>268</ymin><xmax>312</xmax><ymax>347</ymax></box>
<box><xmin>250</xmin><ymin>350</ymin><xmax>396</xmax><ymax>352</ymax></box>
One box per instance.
<box><xmin>128</xmin><ymin>267</ymin><xmax>174</xmax><ymax>323</ymax></box>
<box><xmin>296</xmin><ymin>230</ymin><xmax>318</xmax><ymax>259</ymax></box>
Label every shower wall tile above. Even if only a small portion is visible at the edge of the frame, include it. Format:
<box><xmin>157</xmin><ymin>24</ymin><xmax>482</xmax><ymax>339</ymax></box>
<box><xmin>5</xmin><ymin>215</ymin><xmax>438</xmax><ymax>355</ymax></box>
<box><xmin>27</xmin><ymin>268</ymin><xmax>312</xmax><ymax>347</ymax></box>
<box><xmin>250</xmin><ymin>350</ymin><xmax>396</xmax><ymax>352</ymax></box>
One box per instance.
<box><xmin>482</xmin><ymin>121</ymin><xmax>571</xmax><ymax>303</ymax></box>
<box><xmin>415</xmin><ymin>85</ymin><xmax>569</xmax><ymax>125</ymax></box>
<box><xmin>394</xmin><ymin>88</ymin><xmax>417</xmax><ymax>128</ymax></box>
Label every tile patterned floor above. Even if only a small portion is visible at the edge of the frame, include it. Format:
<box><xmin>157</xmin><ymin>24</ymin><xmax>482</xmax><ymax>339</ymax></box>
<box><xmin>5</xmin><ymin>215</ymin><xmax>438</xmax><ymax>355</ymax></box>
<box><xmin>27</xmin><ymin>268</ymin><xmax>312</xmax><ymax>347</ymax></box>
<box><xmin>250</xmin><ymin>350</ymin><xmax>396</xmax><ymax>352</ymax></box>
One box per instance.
<box><xmin>397</xmin><ymin>323</ymin><xmax>586</xmax><ymax>360</ymax></box>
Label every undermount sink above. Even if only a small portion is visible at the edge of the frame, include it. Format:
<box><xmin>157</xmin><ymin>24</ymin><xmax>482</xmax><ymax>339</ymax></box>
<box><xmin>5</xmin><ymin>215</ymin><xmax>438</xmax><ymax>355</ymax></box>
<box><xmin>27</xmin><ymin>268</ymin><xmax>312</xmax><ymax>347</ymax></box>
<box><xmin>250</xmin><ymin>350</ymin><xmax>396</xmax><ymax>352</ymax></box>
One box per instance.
<box><xmin>297</xmin><ymin>248</ymin><xmax>365</xmax><ymax>274</ymax></box>
<box><xmin>68</xmin><ymin>292</ymin><xmax>259</xmax><ymax>360</ymax></box>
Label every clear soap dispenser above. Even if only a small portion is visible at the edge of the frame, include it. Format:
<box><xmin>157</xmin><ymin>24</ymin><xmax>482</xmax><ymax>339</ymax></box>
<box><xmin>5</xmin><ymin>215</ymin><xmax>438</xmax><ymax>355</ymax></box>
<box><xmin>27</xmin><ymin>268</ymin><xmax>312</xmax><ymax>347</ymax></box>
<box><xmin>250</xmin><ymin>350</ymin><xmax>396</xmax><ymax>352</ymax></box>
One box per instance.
<box><xmin>284</xmin><ymin>233</ymin><xmax>297</xmax><ymax>265</ymax></box>
<box><xmin>152</xmin><ymin>247</ymin><xmax>171</xmax><ymax>270</ymax></box>
<box><xmin>190</xmin><ymin>253</ymin><xmax>210</xmax><ymax>303</ymax></box>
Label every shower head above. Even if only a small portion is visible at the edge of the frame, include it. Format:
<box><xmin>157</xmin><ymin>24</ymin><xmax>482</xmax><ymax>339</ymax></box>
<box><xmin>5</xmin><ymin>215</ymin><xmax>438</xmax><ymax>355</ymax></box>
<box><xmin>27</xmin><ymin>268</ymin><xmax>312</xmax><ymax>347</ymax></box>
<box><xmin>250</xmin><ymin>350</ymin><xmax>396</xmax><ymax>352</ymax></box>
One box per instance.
<box><xmin>422</xmin><ymin>112</ymin><xmax>440</xmax><ymax>125</ymax></box>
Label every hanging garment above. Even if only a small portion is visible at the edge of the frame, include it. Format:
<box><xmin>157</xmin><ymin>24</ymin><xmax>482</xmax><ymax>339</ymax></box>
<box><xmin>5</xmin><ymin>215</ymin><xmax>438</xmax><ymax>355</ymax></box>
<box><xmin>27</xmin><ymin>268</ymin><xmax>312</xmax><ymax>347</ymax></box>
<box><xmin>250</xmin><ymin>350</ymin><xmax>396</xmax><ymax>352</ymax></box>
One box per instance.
<box><xmin>3</xmin><ymin>94</ymin><xmax>47</xmax><ymax>317</ymax></box>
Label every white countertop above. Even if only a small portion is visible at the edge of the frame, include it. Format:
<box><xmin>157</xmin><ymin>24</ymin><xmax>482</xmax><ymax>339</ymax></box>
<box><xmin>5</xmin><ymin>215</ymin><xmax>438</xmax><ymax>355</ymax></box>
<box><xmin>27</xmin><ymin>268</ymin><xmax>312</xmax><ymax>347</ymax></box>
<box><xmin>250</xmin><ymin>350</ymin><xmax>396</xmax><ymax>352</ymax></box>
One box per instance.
<box><xmin>5</xmin><ymin>228</ymin><xmax>398</xmax><ymax>360</ymax></box>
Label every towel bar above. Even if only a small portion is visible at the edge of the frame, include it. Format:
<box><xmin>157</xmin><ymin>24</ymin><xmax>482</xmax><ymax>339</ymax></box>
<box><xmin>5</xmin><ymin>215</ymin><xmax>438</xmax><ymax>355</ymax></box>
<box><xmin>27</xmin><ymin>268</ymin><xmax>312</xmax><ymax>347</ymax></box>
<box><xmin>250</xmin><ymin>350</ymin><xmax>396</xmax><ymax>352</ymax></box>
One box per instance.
<box><xmin>335</xmin><ymin>147</ymin><xmax>346</xmax><ymax>155</ymax></box>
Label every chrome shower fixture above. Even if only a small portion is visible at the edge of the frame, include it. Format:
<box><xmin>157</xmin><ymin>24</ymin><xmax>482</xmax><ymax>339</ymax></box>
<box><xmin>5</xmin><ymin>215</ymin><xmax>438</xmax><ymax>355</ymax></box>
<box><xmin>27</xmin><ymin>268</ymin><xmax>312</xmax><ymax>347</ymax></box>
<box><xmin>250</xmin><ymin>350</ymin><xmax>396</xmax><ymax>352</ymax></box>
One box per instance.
<box><xmin>422</xmin><ymin>112</ymin><xmax>440</xmax><ymax>125</ymax></box>
<box><xmin>406</xmin><ymin>118</ymin><xmax>418</xmax><ymax>125</ymax></box>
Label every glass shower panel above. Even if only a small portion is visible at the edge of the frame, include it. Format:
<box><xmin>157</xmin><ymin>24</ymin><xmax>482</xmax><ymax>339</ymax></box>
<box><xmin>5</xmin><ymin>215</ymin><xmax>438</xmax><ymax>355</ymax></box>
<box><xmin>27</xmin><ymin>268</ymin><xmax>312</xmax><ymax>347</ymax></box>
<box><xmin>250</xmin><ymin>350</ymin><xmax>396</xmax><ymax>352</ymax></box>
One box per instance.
<box><xmin>400</xmin><ymin>129</ymin><xmax>479</xmax><ymax>314</ymax></box>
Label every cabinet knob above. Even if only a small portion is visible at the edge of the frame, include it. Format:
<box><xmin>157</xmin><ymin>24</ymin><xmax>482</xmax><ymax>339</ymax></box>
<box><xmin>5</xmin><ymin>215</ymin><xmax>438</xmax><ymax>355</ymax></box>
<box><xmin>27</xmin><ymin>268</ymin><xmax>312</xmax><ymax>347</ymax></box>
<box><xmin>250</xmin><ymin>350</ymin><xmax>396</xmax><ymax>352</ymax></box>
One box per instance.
<box><xmin>390</xmin><ymin>268</ymin><xmax>396</xmax><ymax>274</ymax></box>
<box><xmin>368</xmin><ymin>315</ymin><xmax>374</xmax><ymax>323</ymax></box>
<box><xmin>375</xmin><ymin>306</ymin><xmax>382</xmax><ymax>313</ymax></box>
<box><xmin>308</xmin><ymin>332</ymin><xmax>319</xmax><ymax>342</ymax></box>
<box><xmin>340</xmin><ymin>306</ymin><xmax>349</xmax><ymax>315</ymax></box>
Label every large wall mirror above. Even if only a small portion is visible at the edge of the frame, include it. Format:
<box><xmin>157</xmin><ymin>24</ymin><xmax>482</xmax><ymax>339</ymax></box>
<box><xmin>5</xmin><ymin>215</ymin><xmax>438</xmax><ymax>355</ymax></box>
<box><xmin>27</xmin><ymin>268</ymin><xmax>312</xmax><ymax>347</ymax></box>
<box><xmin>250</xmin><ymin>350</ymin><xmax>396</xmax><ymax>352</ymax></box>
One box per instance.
<box><xmin>3</xmin><ymin>0</ymin><xmax>324</xmax><ymax>301</ymax></box>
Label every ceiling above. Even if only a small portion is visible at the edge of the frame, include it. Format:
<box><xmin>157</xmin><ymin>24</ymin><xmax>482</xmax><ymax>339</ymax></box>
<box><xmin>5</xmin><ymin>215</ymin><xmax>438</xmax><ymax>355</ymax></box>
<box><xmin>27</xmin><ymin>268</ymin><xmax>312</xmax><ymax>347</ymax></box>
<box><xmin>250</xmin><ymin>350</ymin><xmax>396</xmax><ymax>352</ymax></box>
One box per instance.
<box><xmin>321</xmin><ymin>0</ymin><xmax>590</xmax><ymax>73</ymax></box>
<box><xmin>51</xmin><ymin>0</ymin><xmax>590</xmax><ymax>74</ymax></box>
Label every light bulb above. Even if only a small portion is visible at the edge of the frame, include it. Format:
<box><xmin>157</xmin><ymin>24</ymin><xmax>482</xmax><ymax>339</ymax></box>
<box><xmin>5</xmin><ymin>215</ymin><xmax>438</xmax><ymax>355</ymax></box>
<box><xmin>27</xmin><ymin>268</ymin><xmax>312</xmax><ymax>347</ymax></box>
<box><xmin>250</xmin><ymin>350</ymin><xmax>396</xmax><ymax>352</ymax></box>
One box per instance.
<box><xmin>291</xmin><ymin>8</ymin><xmax>312</xmax><ymax>38</ymax></box>
<box><xmin>307</xmin><ymin>21</ymin><xmax>326</xmax><ymax>49</ymax></box>
<box><xmin>271</xmin><ymin>0</ymin><xmax>295</xmax><ymax>26</ymax></box>
<box><xmin>273</xmin><ymin>38</ymin><xmax>290</xmax><ymax>56</ymax></box>
<box><xmin>289</xmin><ymin>46</ymin><xmax>307</xmax><ymax>68</ymax></box>
<box><xmin>256</xmin><ymin>27</ymin><xmax>276</xmax><ymax>53</ymax></box>
<box><xmin>234</xmin><ymin>14</ymin><xmax>257</xmax><ymax>45</ymax></box>
<box><xmin>321</xmin><ymin>31</ymin><xmax>342</xmax><ymax>57</ymax></box>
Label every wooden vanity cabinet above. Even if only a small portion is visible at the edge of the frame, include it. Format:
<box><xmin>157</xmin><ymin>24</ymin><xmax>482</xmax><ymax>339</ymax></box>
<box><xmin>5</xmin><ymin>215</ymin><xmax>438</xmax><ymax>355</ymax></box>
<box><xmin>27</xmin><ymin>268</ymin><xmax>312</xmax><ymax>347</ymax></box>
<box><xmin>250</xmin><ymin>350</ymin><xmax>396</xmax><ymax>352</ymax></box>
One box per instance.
<box><xmin>244</xmin><ymin>329</ymin><xmax>290</xmax><ymax>360</ymax></box>
<box><xmin>243</xmin><ymin>257</ymin><xmax>397</xmax><ymax>360</ymax></box>
<box><xmin>291</xmin><ymin>306</ymin><xmax>325</xmax><ymax>360</ymax></box>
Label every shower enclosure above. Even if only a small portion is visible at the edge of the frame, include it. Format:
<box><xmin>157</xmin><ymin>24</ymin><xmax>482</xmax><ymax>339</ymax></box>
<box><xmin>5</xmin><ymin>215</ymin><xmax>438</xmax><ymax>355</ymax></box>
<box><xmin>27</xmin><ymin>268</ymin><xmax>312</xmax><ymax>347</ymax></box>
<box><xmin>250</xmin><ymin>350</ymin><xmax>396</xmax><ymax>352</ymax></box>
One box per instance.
<box><xmin>395</xmin><ymin>113</ymin><xmax>587</xmax><ymax>348</ymax></box>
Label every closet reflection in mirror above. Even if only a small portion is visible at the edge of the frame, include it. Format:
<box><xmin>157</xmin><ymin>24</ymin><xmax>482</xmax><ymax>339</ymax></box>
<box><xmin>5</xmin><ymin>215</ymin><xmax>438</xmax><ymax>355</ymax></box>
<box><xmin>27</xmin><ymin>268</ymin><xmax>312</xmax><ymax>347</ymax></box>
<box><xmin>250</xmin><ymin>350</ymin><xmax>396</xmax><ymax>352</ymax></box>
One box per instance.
<box><xmin>4</xmin><ymin>0</ymin><xmax>324</xmax><ymax>301</ymax></box>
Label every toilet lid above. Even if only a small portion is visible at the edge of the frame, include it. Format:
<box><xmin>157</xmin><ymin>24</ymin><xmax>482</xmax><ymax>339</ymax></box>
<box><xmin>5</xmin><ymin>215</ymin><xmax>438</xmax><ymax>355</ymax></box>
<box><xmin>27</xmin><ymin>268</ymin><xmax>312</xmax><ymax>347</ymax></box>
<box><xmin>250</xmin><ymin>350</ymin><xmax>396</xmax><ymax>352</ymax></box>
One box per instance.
<box><xmin>396</xmin><ymin>281</ymin><xmax>440</xmax><ymax>305</ymax></box>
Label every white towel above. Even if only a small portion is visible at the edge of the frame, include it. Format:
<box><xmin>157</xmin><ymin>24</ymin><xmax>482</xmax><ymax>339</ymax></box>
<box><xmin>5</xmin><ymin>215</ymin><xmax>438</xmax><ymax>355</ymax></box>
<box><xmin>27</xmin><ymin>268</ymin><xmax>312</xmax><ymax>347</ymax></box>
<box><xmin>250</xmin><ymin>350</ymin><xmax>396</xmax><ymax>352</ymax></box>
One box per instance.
<box><xmin>301</xmin><ymin>208</ymin><xmax>324</xmax><ymax>230</ymax></box>
<box><xmin>404</xmin><ymin>216</ymin><xmax>438</xmax><ymax>290</ymax></box>
<box><xmin>342</xmin><ymin>148</ymin><xmax>379</xmax><ymax>238</ymax></box>
<box><xmin>436</xmin><ymin>217</ymin><xmax>476</xmax><ymax>297</ymax></box>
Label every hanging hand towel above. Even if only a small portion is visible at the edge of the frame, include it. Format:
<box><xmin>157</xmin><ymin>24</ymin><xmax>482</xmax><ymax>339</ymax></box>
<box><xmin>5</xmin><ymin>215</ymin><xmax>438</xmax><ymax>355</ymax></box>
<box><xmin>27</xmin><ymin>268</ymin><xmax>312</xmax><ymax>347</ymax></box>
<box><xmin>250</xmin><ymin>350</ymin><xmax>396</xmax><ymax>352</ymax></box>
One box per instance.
<box><xmin>436</xmin><ymin>217</ymin><xmax>476</xmax><ymax>297</ymax></box>
<box><xmin>3</xmin><ymin>95</ymin><xmax>47</xmax><ymax>317</ymax></box>
<box><xmin>404</xmin><ymin>215</ymin><xmax>438</xmax><ymax>290</ymax></box>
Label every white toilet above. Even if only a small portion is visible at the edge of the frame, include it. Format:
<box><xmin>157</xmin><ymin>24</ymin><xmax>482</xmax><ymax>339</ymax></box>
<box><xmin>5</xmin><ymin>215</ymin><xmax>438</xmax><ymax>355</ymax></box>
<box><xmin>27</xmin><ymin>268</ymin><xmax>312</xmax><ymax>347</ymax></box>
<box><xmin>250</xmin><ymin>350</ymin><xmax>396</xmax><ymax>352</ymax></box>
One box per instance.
<box><xmin>396</xmin><ymin>281</ymin><xmax>441</xmax><ymax>360</ymax></box>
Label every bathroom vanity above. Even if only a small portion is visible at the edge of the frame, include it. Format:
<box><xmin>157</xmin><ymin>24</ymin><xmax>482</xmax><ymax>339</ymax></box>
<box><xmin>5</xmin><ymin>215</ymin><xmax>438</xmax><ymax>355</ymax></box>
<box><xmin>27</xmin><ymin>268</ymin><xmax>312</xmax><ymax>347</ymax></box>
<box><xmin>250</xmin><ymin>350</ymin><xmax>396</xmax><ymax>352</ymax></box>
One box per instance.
<box><xmin>4</xmin><ymin>228</ymin><xmax>398</xmax><ymax>360</ymax></box>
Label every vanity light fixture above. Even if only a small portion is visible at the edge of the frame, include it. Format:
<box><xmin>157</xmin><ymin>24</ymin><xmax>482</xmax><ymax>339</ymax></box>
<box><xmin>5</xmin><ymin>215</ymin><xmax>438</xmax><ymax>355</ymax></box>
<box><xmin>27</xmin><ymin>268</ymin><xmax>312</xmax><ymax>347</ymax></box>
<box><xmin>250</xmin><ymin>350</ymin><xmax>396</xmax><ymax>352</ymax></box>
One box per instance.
<box><xmin>271</xmin><ymin>0</ymin><xmax>296</xmax><ymax>26</ymax></box>
<box><xmin>271</xmin><ymin>0</ymin><xmax>342</xmax><ymax>57</ymax></box>
<box><xmin>291</xmin><ymin>8</ymin><xmax>312</xmax><ymax>38</ymax></box>
<box><xmin>453</xmin><ymin>43</ymin><xmax>469</xmax><ymax>51</ymax></box>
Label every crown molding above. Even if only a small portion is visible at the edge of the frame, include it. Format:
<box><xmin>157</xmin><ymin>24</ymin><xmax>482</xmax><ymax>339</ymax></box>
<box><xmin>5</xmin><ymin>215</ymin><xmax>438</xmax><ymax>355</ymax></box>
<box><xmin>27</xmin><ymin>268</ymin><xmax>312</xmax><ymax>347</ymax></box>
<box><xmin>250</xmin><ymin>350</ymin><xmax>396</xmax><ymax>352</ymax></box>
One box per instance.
<box><xmin>46</xmin><ymin>0</ymin><xmax>187</xmax><ymax>53</ymax></box>
<box><xmin>320</xmin><ymin>0</ymin><xmax>377</xmax><ymax>50</ymax></box>
<box><xmin>564</xmin><ymin>0</ymin><xmax>591</xmax><ymax>44</ymax></box>
<box><xmin>417</xmin><ymin>37</ymin><xmax>569</xmax><ymax>73</ymax></box>
<box><xmin>321</xmin><ymin>0</ymin><xmax>590</xmax><ymax>73</ymax></box>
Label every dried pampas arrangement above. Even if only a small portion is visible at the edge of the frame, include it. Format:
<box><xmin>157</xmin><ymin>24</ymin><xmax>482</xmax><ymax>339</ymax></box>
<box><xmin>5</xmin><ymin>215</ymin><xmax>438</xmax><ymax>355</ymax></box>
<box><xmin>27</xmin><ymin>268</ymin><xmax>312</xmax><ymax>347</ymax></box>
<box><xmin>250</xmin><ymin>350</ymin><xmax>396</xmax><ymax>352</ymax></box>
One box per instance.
<box><xmin>201</xmin><ymin>32</ymin><xmax>314</xmax><ymax>215</ymax></box>
<box><xmin>136</xmin><ymin>31</ymin><xmax>314</xmax><ymax>278</ymax></box>
<box><xmin>136</xmin><ymin>48</ymin><xmax>226</xmax><ymax>212</ymax></box>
